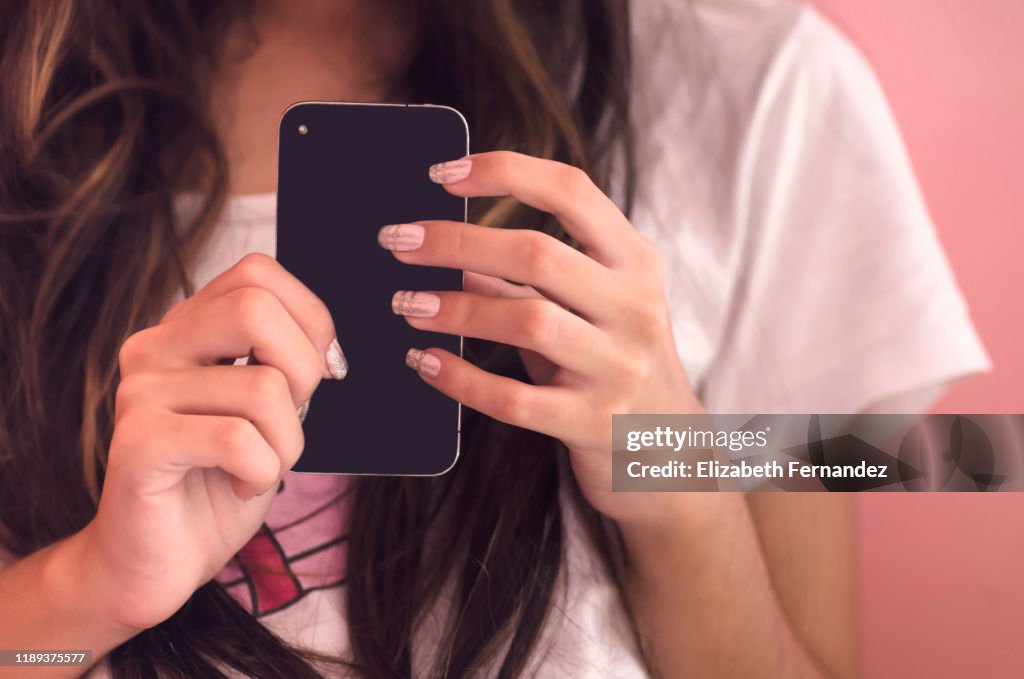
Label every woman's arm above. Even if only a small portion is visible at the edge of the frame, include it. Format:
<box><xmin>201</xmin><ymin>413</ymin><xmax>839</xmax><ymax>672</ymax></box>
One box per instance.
<box><xmin>748</xmin><ymin>494</ymin><xmax>859</xmax><ymax>675</ymax></box>
<box><xmin>0</xmin><ymin>529</ymin><xmax>137</xmax><ymax>678</ymax></box>
<box><xmin>619</xmin><ymin>493</ymin><xmax>857</xmax><ymax>679</ymax></box>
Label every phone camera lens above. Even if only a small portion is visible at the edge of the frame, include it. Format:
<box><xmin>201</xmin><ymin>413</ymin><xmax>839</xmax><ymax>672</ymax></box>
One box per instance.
<box><xmin>298</xmin><ymin>124</ymin><xmax>309</xmax><ymax>135</ymax></box>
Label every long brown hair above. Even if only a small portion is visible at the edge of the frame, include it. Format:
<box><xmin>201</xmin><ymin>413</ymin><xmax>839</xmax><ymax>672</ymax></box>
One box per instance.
<box><xmin>0</xmin><ymin>1</ymin><xmax>639</xmax><ymax>676</ymax></box>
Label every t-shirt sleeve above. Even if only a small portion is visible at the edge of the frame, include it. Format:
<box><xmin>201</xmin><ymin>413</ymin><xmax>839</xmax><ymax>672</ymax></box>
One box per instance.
<box><xmin>700</xmin><ymin>7</ymin><xmax>991</xmax><ymax>414</ymax></box>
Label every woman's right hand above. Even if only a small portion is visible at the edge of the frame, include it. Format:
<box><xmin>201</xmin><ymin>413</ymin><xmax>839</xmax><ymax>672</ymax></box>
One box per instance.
<box><xmin>75</xmin><ymin>253</ymin><xmax>345</xmax><ymax>633</ymax></box>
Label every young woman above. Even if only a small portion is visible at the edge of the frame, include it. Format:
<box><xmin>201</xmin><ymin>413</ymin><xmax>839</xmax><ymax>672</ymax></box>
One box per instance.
<box><xmin>0</xmin><ymin>0</ymin><xmax>989</xmax><ymax>677</ymax></box>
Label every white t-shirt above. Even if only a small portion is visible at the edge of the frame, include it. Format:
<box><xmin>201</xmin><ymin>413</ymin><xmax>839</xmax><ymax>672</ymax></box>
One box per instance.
<box><xmin>8</xmin><ymin>0</ymin><xmax>992</xmax><ymax>676</ymax></box>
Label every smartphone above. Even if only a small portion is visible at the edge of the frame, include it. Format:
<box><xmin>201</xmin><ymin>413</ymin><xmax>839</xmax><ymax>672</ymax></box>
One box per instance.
<box><xmin>276</xmin><ymin>102</ymin><xmax>467</xmax><ymax>476</ymax></box>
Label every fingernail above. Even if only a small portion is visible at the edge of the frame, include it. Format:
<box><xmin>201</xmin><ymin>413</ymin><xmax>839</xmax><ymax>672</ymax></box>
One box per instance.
<box><xmin>429</xmin><ymin>158</ymin><xmax>472</xmax><ymax>184</ymax></box>
<box><xmin>392</xmin><ymin>291</ymin><xmax>440</xmax><ymax>318</ymax></box>
<box><xmin>297</xmin><ymin>400</ymin><xmax>310</xmax><ymax>423</ymax></box>
<box><xmin>378</xmin><ymin>223</ymin><xmax>424</xmax><ymax>251</ymax></box>
<box><xmin>325</xmin><ymin>338</ymin><xmax>348</xmax><ymax>380</ymax></box>
<box><xmin>406</xmin><ymin>348</ymin><xmax>441</xmax><ymax>378</ymax></box>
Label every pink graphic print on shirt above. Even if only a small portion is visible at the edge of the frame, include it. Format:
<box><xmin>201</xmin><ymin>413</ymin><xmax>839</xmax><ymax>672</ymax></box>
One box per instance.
<box><xmin>216</xmin><ymin>473</ymin><xmax>354</xmax><ymax>617</ymax></box>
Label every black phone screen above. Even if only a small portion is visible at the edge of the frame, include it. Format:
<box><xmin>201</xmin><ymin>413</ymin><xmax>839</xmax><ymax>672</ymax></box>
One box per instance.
<box><xmin>277</xmin><ymin>102</ymin><xmax>467</xmax><ymax>475</ymax></box>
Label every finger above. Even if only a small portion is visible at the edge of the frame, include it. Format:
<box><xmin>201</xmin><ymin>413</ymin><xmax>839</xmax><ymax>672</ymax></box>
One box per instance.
<box><xmin>116</xmin><ymin>365</ymin><xmax>305</xmax><ymax>472</ymax></box>
<box><xmin>162</xmin><ymin>253</ymin><xmax>345</xmax><ymax>379</ymax></box>
<box><xmin>460</xmin><ymin>277</ymin><xmax>568</xmax><ymax>382</ymax></box>
<box><xmin>428</xmin><ymin>151</ymin><xmax>638</xmax><ymax>267</ymax></box>
<box><xmin>458</xmin><ymin>276</ymin><xmax>560</xmax><ymax>383</ymax></box>
<box><xmin>380</xmin><ymin>220</ymin><xmax>626</xmax><ymax>323</ymax></box>
<box><xmin>403</xmin><ymin>347</ymin><xmax>579</xmax><ymax>441</ymax></box>
<box><xmin>113</xmin><ymin>411</ymin><xmax>282</xmax><ymax>500</ymax></box>
<box><xmin>393</xmin><ymin>291</ymin><xmax>613</xmax><ymax>378</ymax></box>
<box><xmin>463</xmin><ymin>272</ymin><xmax>543</xmax><ymax>300</ymax></box>
<box><xmin>119</xmin><ymin>286</ymin><xmax>323</xmax><ymax>404</ymax></box>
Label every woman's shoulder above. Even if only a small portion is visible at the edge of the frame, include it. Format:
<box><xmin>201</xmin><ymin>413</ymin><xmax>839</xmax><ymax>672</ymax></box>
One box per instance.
<box><xmin>627</xmin><ymin>0</ymin><xmax>910</xmax><ymax>250</ymax></box>
<box><xmin>631</xmin><ymin>0</ymin><xmax>863</xmax><ymax>90</ymax></box>
<box><xmin>629</xmin><ymin>0</ymin><xmax>877</xmax><ymax>169</ymax></box>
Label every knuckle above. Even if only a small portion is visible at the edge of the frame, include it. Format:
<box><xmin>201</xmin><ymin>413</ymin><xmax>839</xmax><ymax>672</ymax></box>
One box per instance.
<box><xmin>117</xmin><ymin>329</ymin><xmax>151</xmax><ymax>372</ymax></box>
<box><xmin>615</xmin><ymin>353</ymin><xmax>652</xmax><ymax>386</ymax></box>
<box><xmin>561</xmin><ymin>164</ymin><xmax>594</xmax><ymax>200</ymax></box>
<box><xmin>492</xmin><ymin>150</ymin><xmax>519</xmax><ymax>177</ymax></box>
<box><xmin>632</xmin><ymin>303</ymin><xmax>671</xmax><ymax>342</ymax></box>
<box><xmin>214</xmin><ymin>418</ymin><xmax>254</xmax><ymax>455</ymax></box>
<box><xmin>232</xmin><ymin>252</ymin><xmax>279</xmax><ymax>285</ymax></box>
<box><xmin>592</xmin><ymin>392</ymin><xmax>626</xmax><ymax>419</ymax></box>
<box><xmin>498</xmin><ymin>386</ymin><xmax>533</xmax><ymax>425</ymax></box>
<box><xmin>247</xmin><ymin>365</ymin><xmax>291</xmax><ymax>405</ymax></box>
<box><xmin>518</xmin><ymin>300</ymin><xmax>557</xmax><ymax>347</ymax></box>
<box><xmin>521</xmin><ymin>232</ymin><xmax>560</xmax><ymax>277</ymax></box>
<box><xmin>230</xmin><ymin>286</ymin><xmax>277</xmax><ymax>331</ymax></box>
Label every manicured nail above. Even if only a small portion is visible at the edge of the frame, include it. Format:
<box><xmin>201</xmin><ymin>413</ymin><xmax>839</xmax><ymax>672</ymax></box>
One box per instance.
<box><xmin>429</xmin><ymin>158</ymin><xmax>472</xmax><ymax>184</ymax></box>
<box><xmin>392</xmin><ymin>291</ymin><xmax>440</xmax><ymax>317</ymax></box>
<box><xmin>297</xmin><ymin>400</ymin><xmax>310</xmax><ymax>423</ymax></box>
<box><xmin>378</xmin><ymin>223</ymin><xmax>425</xmax><ymax>251</ymax></box>
<box><xmin>406</xmin><ymin>348</ymin><xmax>441</xmax><ymax>378</ymax></box>
<box><xmin>325</xmin><ymin>338</ymin><xmax>348</xmax><ymax>380</ymax></box>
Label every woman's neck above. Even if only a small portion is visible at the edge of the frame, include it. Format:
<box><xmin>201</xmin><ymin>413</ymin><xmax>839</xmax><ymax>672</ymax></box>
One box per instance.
<box><xmin>208</xmin><ymin>1</ymin><xmax>411</xmax><ymax>195</ymax></box>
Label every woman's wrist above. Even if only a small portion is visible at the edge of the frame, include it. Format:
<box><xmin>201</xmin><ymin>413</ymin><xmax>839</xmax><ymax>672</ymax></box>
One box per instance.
<box><xmin>615</xmin><ymin>492</ymin><xmax>751</xmax><ymax>586</ymax></box>
<box><xmin>41</xmin><ymin>525</ymin><xmax>144</xmax><ymax>649</ymax></box>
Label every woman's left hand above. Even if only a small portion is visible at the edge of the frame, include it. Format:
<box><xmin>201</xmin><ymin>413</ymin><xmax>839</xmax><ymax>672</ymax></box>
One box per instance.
<box><xmin>379</xmin><ymin>151</ymin><xmax>702</xmax><ymax>524</ymax></box>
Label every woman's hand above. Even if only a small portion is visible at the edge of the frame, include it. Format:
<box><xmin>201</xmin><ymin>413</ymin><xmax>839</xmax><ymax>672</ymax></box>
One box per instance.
<box><xmin>80</xmin><ymin>253</ymin><xmax>344</xmax><ymax>632</ymax></box>
<box><xmin>381</xmin><ymin>151</ymin><xmax>702</xmax><ymax>524</ymax></box>
<box><xmin>386</xmin><ymin>154</ymin><xmax>857</xmax><ymax>679</ymax></box>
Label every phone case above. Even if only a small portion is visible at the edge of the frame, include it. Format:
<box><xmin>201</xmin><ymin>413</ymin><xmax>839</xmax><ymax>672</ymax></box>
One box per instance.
<box><xmin>277</xmin><ymin>102</ymin><xmax>467</xmax><ymax>475</ymax></box>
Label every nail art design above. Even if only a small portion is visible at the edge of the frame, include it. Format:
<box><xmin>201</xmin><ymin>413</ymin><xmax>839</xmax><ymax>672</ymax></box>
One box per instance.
<box><xmin>297</xmin><ymin>400</ymin><xmax>310</xmax><ymax>423</ymax></box>
<box><xmin>378</xmin><ymin>223</ymin><xmax>424</xmax><ymax>251</ymax></box>
<box><xmin>326</xmin><ymin>338</ymin><xmax>348</xmax><ymax>380</ymax></box>
<box><xmin>392</xmin><ymin>291</ymin><xmax>440</xmax><ymax>318</ymax></box>
<box><xmin>428</xmin><ymin>158</ymin><xmax>472</xmax><ymax>185</ymax></box>
<box><xmin>406</xmin><ymin>348</ymin><xmax>441</xmax><ymax>378</ymax></box>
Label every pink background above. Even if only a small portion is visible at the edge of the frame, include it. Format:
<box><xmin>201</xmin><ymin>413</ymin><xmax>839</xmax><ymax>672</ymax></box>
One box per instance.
<box><xmin>809</xmin><ymin>1</ymin><xmax>1024</xmax><ymax>677</ymax></box>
